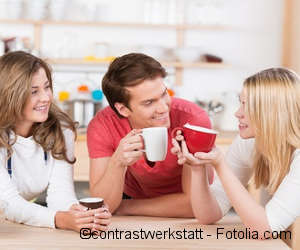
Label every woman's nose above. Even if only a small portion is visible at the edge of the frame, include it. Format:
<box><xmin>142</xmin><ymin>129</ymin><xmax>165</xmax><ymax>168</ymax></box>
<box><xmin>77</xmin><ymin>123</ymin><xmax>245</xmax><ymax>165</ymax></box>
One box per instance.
<box><xmin>39</xmin><ymin>90</ymin><xmax>51</xmax><ymax>102</ymax></box>
<box><xmin>234</xmin><ymin>106</ymin><xmax>243</xmax><ymax>119</ymax></box>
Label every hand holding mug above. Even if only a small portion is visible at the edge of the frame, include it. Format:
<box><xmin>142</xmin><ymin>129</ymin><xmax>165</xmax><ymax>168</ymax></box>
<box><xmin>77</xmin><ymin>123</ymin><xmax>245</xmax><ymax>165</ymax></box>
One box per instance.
<box><xmin>171</xmin><ymin>139</ymin><xmax>214</xmax><ymax>184</ymax></box>
<box><xmin>171</xmin><ymin>138</ymin><xmax>204</xmax><ymax>168</ymax></box>
<box><xmin>171</xmin><ymin>123</ymin><xmax>218</xmax><ymax>154</ymax></box>
<box><xmin>55</xmin><ymin>201</ymin><xmax>111</xmax><ymax>233</ymax></box>
<box><xmin>79</xmin><ymin>197</ymin><xmax>111</xmax><ymax>231</ymax></box>
<box><xmin>194</xmin><ymin>147</ymin><xmax>226</xmax><ymax>171</ymax></box>
<box><xmin>67</xmin><ymin>207</ymin><xmax>111</xmax><ymax>232</ymax></box>
<box><xmin>114</xmin><ymin>129</ymin><xmax>144</xmax><ymax>167</ymax></box>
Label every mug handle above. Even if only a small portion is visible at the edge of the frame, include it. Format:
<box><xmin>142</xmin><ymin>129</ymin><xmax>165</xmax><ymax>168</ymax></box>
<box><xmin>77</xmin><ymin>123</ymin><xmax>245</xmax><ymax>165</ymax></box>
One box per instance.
<box><xmin>136</xmin><ymin>132</ymin><xmax>146</xmax><ymax>153</ymax></box>
<box><xmin>171</xmin><ymin>127</ymin><xmax>184</xmax><ymax>139</ymax></box>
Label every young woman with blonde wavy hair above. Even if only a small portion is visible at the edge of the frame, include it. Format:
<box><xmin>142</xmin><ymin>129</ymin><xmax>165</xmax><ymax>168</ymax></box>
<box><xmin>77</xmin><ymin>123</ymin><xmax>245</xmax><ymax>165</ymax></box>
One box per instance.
<box><xmin>172</xmin><ymin>68</ymin><xmax>300</xmax><ymax>237</ymax></box>
<box><xmin>0</xmin><ymin>51</ymin><xmax>111</xmax><ymax>232</ymax></box>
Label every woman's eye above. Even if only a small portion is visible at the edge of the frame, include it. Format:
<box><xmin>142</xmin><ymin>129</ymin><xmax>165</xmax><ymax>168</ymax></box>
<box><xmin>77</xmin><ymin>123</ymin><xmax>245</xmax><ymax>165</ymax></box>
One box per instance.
<box><xmin>32</xmin><ymin>91</ymin><xmax>37</xmax><ymax>95</ymax></box>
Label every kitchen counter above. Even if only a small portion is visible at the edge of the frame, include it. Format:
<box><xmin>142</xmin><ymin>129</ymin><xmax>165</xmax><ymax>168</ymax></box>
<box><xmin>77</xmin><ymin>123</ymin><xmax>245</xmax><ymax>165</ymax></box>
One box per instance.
<box><xmin>0</xmin><ymin>213</ymin><xmax>290</xmax><ymax>250</ymax></box>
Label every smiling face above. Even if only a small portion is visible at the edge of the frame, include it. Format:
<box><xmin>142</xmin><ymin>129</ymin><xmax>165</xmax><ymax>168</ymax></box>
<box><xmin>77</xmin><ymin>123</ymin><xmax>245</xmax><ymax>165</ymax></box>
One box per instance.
<box><xmin>115</xmin><ymin>76</ymin><xmax>171</xmax><ymax>129</ymax></box>
<box><xmin>235</xmin><ymin>88</ymin><xmax>255</xmax><ymax>139</ymax></box>
<box><xmin>15</xmin><ymin>67</ymin><xmax>53</xmax><ymax>136</ymax></box>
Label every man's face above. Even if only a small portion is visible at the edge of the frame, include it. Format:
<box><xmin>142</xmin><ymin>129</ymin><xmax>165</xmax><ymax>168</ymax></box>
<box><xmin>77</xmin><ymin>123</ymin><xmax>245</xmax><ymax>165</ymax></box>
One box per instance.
<box><xmin>118</xmin><ymin>76</ymin><xmax>171</xmax><ymax>129</ymax></box>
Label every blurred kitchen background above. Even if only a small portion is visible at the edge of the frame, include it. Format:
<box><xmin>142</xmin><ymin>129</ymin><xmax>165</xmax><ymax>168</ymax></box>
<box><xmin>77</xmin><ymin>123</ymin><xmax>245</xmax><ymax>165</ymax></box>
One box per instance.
<box><xmin>0</xmin><ymin>0</ymin><xmax>295</xmax><ymax>133</ymax></box>
<box><xmin>1</xmin><ymin>0</ymin><xmax>298</xmax><ymax>199</ymax></box>
<box><xmin>1</xmin><ymin>0</ymin><xmax>296</xmax><ymax>132</ymax></box>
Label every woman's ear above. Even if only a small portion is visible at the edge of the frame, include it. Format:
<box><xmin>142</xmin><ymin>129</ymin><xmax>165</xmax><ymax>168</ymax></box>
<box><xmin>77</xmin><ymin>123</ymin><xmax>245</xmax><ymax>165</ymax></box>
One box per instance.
<box><xmin>114</xmin><ymin>102</ymin><xmax>131</xmax><ymax>118</ymax></box>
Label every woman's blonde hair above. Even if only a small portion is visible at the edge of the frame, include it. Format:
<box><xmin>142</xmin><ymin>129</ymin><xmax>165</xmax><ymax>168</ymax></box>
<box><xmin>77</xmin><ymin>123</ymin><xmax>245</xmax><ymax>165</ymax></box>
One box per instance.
<box><xmin>0</xmin><ymin>51</ymin><xmax>77</xmax><ymax>163</ymax></box>
<box><xmin>245</xmin><ymin>68</ymin><xmax>300</xmax><ymax>193</ymax></box>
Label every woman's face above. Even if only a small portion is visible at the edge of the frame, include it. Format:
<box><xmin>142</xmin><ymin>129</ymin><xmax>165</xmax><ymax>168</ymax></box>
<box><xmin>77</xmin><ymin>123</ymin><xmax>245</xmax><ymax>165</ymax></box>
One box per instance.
<box><xmin>235</xmin><ymin>88</ymin><xmax>255</xmax><ymax>139</ymax></box>
<box><xmin>20</xmin><ymin>67</ymin><xmax>53</xmax><ymax>129</ymax></box>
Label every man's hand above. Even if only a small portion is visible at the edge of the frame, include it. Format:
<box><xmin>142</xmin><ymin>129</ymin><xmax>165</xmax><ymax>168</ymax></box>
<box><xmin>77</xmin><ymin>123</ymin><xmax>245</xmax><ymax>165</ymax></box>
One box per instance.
<box><xmin>113</xmin><ymin>129</ymin><xmax>144</xmax><ymax>167</ymax></box>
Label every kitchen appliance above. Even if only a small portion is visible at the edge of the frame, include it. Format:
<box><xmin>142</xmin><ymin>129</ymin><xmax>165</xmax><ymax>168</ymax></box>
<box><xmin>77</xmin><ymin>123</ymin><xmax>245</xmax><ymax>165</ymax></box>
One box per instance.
<box><xmin>64</xmin><ymin>100</ymin><xmax>102</xmax><ymax>128</ymax></box>
<box><xmin>196</xmin><ymin>98</ymin><xmax>224</xmax><ymax>129</ymax></box>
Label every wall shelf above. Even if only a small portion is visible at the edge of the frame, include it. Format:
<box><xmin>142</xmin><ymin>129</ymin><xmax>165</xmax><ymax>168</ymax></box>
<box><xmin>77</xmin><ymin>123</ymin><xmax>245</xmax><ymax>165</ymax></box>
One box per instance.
<box><xmin>0</xmin><ymin>19</ymin><xmax>228</xmax><ymax>30</ymax></box>
<box><xmin>48</xmin><ymin>58</ymin><xmax>230</xmax><ymax>69</ymax></box>
<box><xmin>1</xmin><ymin>19</ymin><xmax>230</xmax><ymax>85</ymax></box>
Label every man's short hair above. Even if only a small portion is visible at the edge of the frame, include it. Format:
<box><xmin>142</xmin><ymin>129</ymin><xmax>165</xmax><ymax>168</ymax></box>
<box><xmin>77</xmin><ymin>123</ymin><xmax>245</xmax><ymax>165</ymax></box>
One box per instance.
<box><xmin>102</xmin><ymin>53</ymin><xmax>167</xmax><ymax>117</ymax></box>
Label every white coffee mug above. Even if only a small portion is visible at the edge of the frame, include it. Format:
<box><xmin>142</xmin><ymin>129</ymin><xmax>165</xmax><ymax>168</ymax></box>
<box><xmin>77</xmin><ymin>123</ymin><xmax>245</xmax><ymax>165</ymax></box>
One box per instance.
<box><xmin>140</xmin><ymin>127</ymin><xmax>168</xmax><ymax>162</ymax></box>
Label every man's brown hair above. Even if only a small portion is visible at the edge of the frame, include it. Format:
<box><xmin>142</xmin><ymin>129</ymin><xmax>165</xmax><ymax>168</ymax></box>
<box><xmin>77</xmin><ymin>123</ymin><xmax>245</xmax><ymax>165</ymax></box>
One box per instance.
<box><xmin>102</xmin><ymin>53</ymin><xmax>167</xmax><ymax>117</ymax></box>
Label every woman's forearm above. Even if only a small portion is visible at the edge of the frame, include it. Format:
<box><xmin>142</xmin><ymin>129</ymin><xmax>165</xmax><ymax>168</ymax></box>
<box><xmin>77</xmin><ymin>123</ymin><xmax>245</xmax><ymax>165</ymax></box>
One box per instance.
<box><xmin>216</xmin><ymin>163</ymin><xmax>271</xmax><ymax>234</ymax></box>
<box><xmin>190</xmin><ymin>166</ymin><xmax>222</xmax><ymax>224</ymax></box>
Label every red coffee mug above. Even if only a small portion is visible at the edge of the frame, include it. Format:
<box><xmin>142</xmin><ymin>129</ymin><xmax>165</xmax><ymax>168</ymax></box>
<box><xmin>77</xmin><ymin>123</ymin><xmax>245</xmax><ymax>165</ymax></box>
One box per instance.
<box><xmin>172</xmin><ymin>123</ymin><xmax>218</xmax><ymax>154</ymax></box>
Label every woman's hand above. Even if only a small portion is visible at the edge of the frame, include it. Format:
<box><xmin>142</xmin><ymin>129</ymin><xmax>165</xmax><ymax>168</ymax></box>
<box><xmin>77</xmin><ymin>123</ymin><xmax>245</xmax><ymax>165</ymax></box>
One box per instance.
<box><xmin>170</xmin><ymin>129</ymin><xmax>207</xmax><ymax>169</ymax></box>
<box><xmin>194</xmin><ymin>147</ymin><xmax>225</xmax><ymax>171</ymax></box>
<box><xmin>55</xmin><ymin>203</ymin><xmax>112</xmax><ymax>233</ymax></box>
<box><xmin>69</xmin><ymin>203</ymin><xmax>87</xmax><ymax>212</ymax></box>
<box><xmin>170</xmin><ymin>131</ymin><xmax>214</xmax><ymax>184</ymax></box>
<box><xmin>171</xmin><ymin>138</ymin><xmax>205</xmax><ymax>168</ymax></box>
<box><xmin>170</xmin><ymin>130</ymin><xmax>191</xmax><ymax>165</ymax></box>
<box><xmin>92</xmin><ymin>204</ymin><xmax>111</xmax><ymax>231</ymax></box>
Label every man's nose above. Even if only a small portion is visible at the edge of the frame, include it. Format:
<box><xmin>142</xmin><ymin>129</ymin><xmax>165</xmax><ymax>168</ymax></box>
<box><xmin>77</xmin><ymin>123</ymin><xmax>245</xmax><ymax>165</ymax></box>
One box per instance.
<box><xmin>156</xmin><ymin>99</ymin><xmax>169</xmax><ymax>113</ymax></box>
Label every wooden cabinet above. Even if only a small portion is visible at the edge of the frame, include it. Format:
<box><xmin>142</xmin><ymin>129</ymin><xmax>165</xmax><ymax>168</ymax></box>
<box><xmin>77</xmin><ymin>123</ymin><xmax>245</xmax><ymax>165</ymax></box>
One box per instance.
<box><xmin>74</xmin><ymin>139</ymin><xmax>89</xmax><ymax>181</ymax></box>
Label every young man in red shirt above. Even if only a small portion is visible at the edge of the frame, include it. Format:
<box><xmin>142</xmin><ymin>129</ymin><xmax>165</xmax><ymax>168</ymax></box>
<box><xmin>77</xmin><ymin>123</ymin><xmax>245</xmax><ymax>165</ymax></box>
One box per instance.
<box><xmin>87</xmin><ymin>53</ymin><xmax>213</xmax><ymax>217</ymax></box>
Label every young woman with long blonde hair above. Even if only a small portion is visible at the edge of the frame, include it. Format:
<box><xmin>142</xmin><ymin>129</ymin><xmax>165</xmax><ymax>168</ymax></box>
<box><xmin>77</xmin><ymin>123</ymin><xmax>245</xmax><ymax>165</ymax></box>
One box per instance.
<box><xmin>0</xmin><ymin>51</ymin><xmax>111</xmax><ymax>232</ymax></box>
<box><xmin>172</xmin><ymin>68</ymin><xmax>300</xmax><ymax>237</ymax></box>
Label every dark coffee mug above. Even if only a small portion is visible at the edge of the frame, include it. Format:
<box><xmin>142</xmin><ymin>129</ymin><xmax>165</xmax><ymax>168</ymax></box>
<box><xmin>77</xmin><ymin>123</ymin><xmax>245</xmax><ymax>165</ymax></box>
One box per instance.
<box><xmin>79</xmin><ymin>197</ymin><xmax>104</xmax><ymax>210</ymax></box>
<box><xmin>172</xmin><ymin>123</ymin><xmax>218</xmax><ymax>154</ymax></box>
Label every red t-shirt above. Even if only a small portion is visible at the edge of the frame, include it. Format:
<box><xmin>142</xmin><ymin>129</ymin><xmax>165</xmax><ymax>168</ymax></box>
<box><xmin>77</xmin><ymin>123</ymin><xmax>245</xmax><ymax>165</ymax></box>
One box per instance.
<box><xmin>87</xmin><ymin>97</ymin><xmax>211</xmax><ymax>198</ymax></box>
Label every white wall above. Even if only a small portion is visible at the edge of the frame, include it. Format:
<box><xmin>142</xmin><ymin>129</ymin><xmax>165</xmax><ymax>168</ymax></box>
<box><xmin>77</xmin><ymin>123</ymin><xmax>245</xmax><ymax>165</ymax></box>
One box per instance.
<box><xmin>0</xmin><ymin>0</ymin><xmax>284</xmax><ymax>103</ymax></box>
<box><xmin>289</xmin><ymin>0</ymin><xmax>300</xmax><ymax>73</ymax></box>
<box><xmin>178</xmin><ymin>0</ymin><xmax>284</xmax><ymax>101</ymax></box>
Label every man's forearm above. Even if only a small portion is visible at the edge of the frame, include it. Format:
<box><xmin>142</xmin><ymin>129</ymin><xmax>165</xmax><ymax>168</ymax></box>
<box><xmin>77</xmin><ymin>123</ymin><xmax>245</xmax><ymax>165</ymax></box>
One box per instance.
<box><xmin>116</xmin><ymin>192</ymin><xmax>194</xmax><ymax>218</ymax></box>
<box><xmin>190</xmin><ymin>167</ymin><xmax>222</xmax><ymax>224</ymax></box>
<box><xmin>90</xmin><ymin>155</ymin><xmax>127</xmax><ymax>212</ymax></box>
